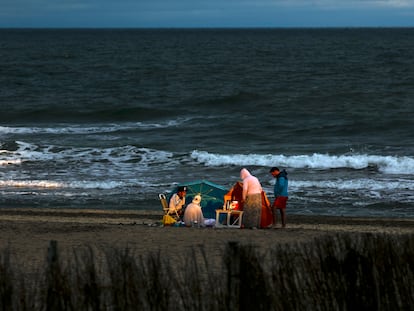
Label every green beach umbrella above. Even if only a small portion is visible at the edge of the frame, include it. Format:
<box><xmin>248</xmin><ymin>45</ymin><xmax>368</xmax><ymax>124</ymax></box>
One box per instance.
<box><xmin>170</xmin><ymin>180</ymin><xmax>228</xmax><ymax>219</ymax></box>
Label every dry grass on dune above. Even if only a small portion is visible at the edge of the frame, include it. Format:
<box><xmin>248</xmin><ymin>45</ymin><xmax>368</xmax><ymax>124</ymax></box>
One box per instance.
<box><xmin>0</xmin><ymin>232</ymin><xmax>413</xmax><ymax>310</ymax></box>
<box><xmin>0</xmin><ymin>208</ymin><xmax>413</xmax><ymax>310</ymax></box>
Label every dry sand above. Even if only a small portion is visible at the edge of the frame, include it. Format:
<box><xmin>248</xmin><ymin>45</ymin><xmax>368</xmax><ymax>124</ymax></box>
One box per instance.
<box><xmin>0</xmin><ymin>207</ymin><xmax>412</xmax><ymax>272</ymax></box>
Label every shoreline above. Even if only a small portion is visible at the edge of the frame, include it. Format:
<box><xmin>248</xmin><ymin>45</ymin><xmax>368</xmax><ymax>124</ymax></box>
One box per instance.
<box><xmin>0</xmin><ymin>206</ymin><xmax>412</xmax><ymax>228</ymax></box>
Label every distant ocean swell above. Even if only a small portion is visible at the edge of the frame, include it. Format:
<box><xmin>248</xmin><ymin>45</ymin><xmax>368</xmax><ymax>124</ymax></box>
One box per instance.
<box><xmin>0</xmin><ymin>108</ymin><xmax>179</xmax><ymax>123</ymax></box>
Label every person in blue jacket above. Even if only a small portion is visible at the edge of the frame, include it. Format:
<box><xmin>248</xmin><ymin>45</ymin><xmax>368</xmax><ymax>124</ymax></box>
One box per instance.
<box><xmin>269</xmin><ymin>167</ymin><xmax>288</xmax><ymax>228</ymax></box>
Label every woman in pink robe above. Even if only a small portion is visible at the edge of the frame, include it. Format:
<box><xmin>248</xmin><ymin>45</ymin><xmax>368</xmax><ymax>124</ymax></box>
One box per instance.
<box><xmin>240</xmin><ymin>168</ymin><xmax>263</xmax><ymax>229</ymax></box>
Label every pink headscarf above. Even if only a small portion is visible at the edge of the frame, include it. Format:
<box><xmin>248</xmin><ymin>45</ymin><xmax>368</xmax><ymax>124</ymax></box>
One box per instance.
<box><xmin>240</xmin><ymin>168</ymin><xmax>262</xmax><ymax>200</ymax></box>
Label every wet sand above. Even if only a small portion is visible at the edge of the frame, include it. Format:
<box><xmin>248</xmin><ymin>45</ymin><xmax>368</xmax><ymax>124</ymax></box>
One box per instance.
<box><xmin>0</xmin><ymin>208</ymin><xmax>412</xmax><ymax>272</ymax></box>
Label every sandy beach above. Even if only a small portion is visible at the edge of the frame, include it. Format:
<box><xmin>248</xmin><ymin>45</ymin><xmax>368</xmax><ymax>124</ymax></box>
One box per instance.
<box><xmin>0</xmin><ymin>207</ymin><xmax>412</xmax><ymax>273</ymax></box>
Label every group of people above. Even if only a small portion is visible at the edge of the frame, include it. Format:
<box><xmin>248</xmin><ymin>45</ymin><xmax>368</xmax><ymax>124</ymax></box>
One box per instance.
<box><xmin>167</xmin><ymin>166</ymin><xmax>289</xmax><ymax>229</ymax></box>
<box><xmin>240</xmin><ymin>167</ymin><xmax>288</xmax><ymax>229</ymax></box>
<box><xmin>168</xmin><ymin>185</ymin><xmax>205</xmax><ymax>227</ymax></box>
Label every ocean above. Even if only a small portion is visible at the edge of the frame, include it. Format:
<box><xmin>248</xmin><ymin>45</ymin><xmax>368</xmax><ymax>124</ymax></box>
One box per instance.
<box><xmin>1</xmin><ymin>28</ymin><xmax>413</xmax><ymax>218</ymax></box>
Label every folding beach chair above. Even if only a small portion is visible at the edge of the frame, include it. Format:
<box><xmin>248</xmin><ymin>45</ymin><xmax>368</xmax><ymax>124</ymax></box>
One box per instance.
<box><xmin>158</xmin><ymin>193</ymin><xmax>180</xmax><ymax>220</ymax></box>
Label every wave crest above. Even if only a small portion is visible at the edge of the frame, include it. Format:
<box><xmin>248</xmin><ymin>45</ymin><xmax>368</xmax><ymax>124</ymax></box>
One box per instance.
<box><xmin>191</xmin><ymin>150</ymin><xmax>414</xmax><ymax>174</ymax></box>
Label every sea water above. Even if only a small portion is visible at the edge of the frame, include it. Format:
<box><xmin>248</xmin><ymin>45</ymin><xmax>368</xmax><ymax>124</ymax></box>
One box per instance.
<box><xmin>0</xmin><ymin>28</ymin><xmax>413</xmax><ymax>217</ymax></box>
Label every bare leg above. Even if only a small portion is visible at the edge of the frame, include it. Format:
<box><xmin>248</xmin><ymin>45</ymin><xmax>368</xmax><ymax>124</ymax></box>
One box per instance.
<box><xmin>272</xmin><ymin>207</ymin><xmax>278</xmax><ymax>228</ymax></box>
<box><xmin>280</xmin><ymin>209</ymin><xmax>286</xmax><ymax>228</ymax></box>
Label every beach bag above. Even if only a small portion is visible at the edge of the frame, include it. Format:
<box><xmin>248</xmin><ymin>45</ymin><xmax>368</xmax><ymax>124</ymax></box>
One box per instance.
<box><xmin>163</xmin><ymin>214</ymin><xmax>177</xmax><ymax>225</ymax></box>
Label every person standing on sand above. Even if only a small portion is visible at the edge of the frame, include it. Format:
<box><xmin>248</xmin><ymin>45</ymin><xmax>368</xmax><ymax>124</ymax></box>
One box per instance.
<box><xmin>169</xmin><ymin>186</ymin><xmax>187</xmax><ymax>217</ymax></box>
<box><xmin>269</xmin><ymin>167</ymin><xmax>288</xmax><ymax>228</ymax></box>
<box><xmin>240</xmin><ymin>168</ymin><xmax>263</xmax><ymax>229</ymax></box>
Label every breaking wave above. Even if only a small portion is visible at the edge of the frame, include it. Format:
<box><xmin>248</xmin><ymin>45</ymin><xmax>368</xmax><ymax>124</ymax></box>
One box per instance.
<box><xmin>191</xmin><ymin>150</ymin><xmax>414</xmax><ymax>175</ymax></box>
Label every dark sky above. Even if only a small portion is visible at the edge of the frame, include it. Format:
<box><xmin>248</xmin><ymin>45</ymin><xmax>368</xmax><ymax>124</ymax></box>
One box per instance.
<box><xmin>1</xmin><ymin>0</ymin><xmax>413</xmax><ymax>28</ymax></box>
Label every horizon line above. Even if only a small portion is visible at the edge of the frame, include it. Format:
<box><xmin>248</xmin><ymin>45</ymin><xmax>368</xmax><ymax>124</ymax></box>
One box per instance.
<box><xmin>1</xmin><ymin>26</ymin><xmax>414</xmax><ymax>30</ymax></box>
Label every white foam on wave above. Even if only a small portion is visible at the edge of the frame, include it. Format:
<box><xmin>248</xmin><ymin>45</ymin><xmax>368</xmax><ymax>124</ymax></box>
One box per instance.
<box><xmin>0</xmin><ymin>180</ymin><xmax>64</xmax><ymax>188</ymax></box>
<box><xmin>0</xmin><ymin>119</ymin><xmax>187</xmax><ymax>136</ymax></box>
<box><xmin>66</xmin><ymin>180</ymin><xmax>126</xmax><ymax>189</ymax></box>
<box><xmin>0</xmin><ymin>159</ymin><xmax>22</xmax><ymax>166</ymax></box>
<box><xmin>191</xmin><ymin>150</ymin><xmax>414</xmax><ymax>175</ymax></box>
<box><xmin>65</xmin><ymin>179</ymin><xmax>160</xmax><ymax>190</ymax></box>
<box><xmin>288</xmin><ymin>178</ymin><xmax>414</xmax><ymax>205</ymax></box>
<box><xmin>0</xmin><ymin>141</ymin><xmax>174</xmax><ymax>167</ymax></box>
<box><xmin>0</xmin><ymin>125</ymin><xmax>117</xmax><ymax>135</ymax></box>
<box><xmin>291</xmin><ymin>178</ymin><xmax>414</xmax><ymax>192</ymax></box>
<box><xmin>0</xmin><ymin>178</ymin><xmax>157</xmax><ymax>191</ymax></box>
